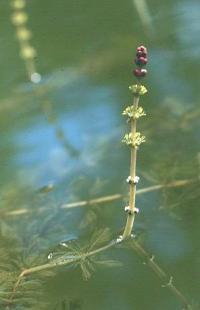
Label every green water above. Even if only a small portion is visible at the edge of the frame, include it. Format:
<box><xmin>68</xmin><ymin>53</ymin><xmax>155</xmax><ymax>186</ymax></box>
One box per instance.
<box><xmin>0</xmin><ymin>0</ymin><xmax>200</xmax><ymax>309</ymax></box>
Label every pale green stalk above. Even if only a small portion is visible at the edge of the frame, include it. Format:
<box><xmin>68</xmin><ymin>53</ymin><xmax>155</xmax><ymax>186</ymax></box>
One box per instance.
<box><xmin>122</xmin><ymin>94</ymin><xmax>140</xmax><ymax>238</ymax></box>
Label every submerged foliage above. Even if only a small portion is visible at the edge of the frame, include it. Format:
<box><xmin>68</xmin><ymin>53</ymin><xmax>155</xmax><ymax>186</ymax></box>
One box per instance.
<box><xmin>0</xmin><ymin>213</ymin><xmax>122</xmax><ymax>309</ymax></box>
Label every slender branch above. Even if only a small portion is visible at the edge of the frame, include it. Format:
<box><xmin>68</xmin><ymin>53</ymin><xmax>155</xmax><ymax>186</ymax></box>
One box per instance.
<box><xmin>61</xmin><ymin>178</ymin><xmax>196</xmax><ymax>208</ymax></box>
<box><xmin>4</xmin><ymin>178</ymin><xmax>196</xmax><ymax>217</ymax></box>
<box><xmin>17</xmin><ymin>240</ymin><xmax>117</xmax><ymax>278</ymax></box>
<box><xmin>131</xmin><ymin>240</ymin><xmax>191</xmax><ymax>309</ymax></box>
<box><xmin>61</xmin><ymin>193</ymin><xmax>122</xmax><ymax>209</ymax></box>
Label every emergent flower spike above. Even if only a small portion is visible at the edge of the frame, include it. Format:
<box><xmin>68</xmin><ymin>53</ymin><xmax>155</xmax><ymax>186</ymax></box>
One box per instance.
<box><xmin>122</xmin><ymin>44</ymin><xmax>148</xmax><ymax>239</ymax></box>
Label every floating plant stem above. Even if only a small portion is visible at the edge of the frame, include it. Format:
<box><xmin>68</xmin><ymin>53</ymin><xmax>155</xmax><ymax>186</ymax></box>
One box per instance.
<box><xmin>122</xmin><ymin>45</ymin><xmax>148</xmax><ymax>239</ymax></box>
<box><xmin>2</xmin><ymin>178</ymin><xmax>196</xmax><ymax>217</ymax></box>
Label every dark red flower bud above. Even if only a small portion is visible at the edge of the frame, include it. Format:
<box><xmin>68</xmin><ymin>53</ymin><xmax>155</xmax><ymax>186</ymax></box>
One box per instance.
<box><xmin>135</xmin><ymin>56</ymin><xmax>148</xmax><ymax>65</ymax></box>
<box><xmin>136</xmin><ymin>51</ymin><xmax>147</xmax><ymax>58</ymax></box>
<box><xmin>133</xmin><ymin>68</ymin><xmax>147</xmax><ymax>78</ymax></box>
<box><xmin>137</xmin><ymin>45</ymin><xmax>147</xmax><ymax>53</ymax></box>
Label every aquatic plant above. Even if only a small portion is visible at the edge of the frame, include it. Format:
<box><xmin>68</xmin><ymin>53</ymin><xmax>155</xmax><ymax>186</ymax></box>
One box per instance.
<box><xmin>1</xmin><ymin>44</ymin><xmax>195</xmax><ymax>309</ymax></box>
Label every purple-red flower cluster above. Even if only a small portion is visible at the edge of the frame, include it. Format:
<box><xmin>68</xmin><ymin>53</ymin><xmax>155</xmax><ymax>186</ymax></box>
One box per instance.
<box><xmin>133</xmin><ymin>45</ymin><xmax>148</xmax><ymax>78</ymax></box>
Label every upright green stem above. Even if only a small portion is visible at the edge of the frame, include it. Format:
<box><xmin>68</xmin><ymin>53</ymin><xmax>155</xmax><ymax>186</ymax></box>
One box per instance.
<box><xmin>122</xmin><ymin>94</ymin><xmax>140</xmax><ymax>239</ymax></box>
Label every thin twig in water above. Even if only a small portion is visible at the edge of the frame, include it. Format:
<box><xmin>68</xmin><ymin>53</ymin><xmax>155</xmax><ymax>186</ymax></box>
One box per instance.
<box><xmin>4</xmin><ymin>178</ymin><xmax>197</xmax><ymax>216</ymax></box>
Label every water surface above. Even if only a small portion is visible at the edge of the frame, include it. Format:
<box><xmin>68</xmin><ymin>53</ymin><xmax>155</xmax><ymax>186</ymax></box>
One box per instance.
<box><xmin>0</xmin><ymin>0</ymin><xmax>199</xmax><ymax>309</ymax></box>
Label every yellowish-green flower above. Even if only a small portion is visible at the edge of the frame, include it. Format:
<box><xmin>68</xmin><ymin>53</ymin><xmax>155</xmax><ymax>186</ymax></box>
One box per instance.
<box><xmin>122</xmin><ymin>106</ymin><xmax>146</xmax><ymax>119</ymax></box>
<box><xmin>122</xmin><ymin>132</ymin><xmax>146</xmax><ymax>147</ymax></box>
<box><xmin>129</xmin><ymin>84</ymin><xmax>148</xmax><ymax>96</ymax></box>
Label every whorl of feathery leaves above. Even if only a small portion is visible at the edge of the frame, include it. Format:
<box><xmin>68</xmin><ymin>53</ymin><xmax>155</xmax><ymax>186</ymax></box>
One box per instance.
<box><xmin>0</xmin><ymin>221</ymin><xmax>56</xmax><ymax>309</ymax></box>
<box><xmin>67</xmin><ymin>228</ymin><xmax>122</xmax><ymax>281</ymax></box>
<box><xmin>86</xmin><ymin>227</ymin><xmax>111</xmax><ymax>252</ymax></box>
<box><xmin>44</xmin><ymin>228</ymin><xmax>122</xmax><ymax>281</ymax></box>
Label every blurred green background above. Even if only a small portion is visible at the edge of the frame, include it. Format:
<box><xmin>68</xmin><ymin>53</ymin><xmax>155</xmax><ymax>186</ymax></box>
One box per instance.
<box><xmin>0</xmin><ymin>0</ymin><xmax>199</xmax><ymax>309</ymax></box>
